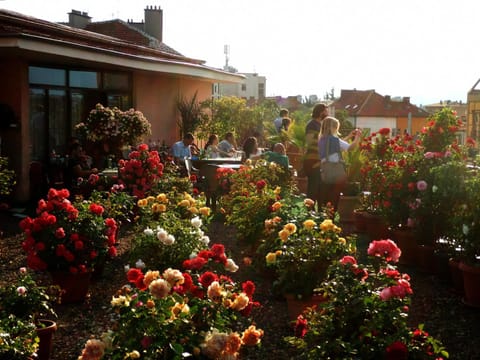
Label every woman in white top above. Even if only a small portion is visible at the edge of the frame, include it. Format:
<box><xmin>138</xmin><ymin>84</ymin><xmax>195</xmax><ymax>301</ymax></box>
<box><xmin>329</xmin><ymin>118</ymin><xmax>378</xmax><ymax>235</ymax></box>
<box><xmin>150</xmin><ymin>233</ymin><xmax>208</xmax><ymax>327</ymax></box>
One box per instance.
<box><xmin>205</xmin><ymin>134</ymin><xmax>232</xmax><ymax>158</ymax></box>
<box><xmin>317</xmin><ymin>116</ymin><xmax>361</xmax><ymax>210</ymax></box>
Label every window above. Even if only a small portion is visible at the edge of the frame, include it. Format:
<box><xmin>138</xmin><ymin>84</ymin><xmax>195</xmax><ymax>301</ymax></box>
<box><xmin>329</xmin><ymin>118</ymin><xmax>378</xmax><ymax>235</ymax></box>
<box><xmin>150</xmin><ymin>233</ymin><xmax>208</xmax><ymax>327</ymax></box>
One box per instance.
<box><xmin>241</xmin><ymin>84</ymin><xmax>247</xmax><ymax>91</ymax></box>
<box><xmin>29</xmin><ymin>66</ymin><xmax>66</xmax><ymax>86</ymax></box>
<box><xmin>104</xmin><ymin>72</ymin><xmax>130</xmax><ymax>90</ymax></box>
<box><xmin>69</xmin><ymin>70</ymin><xmax>99</xmax><ymax>88</ymax></box>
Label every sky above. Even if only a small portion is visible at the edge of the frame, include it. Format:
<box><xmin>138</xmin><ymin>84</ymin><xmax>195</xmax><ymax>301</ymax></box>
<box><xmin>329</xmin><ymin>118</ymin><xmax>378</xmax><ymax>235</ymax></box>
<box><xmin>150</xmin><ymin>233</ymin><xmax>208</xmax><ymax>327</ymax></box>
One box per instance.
<box><xmin>2</xmin><ymin>0</ymin><xmax>479</xmax><ymax>106</ymax></box>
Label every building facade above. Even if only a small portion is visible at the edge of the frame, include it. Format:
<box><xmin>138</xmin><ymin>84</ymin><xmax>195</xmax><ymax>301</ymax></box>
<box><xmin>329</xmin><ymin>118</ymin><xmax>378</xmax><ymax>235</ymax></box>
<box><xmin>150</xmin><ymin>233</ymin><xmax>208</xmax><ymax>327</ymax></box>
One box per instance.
<box><xmin>0</xmin><ymin>7</ymin><xmax>242</xmax><ymax>202</ymax></box>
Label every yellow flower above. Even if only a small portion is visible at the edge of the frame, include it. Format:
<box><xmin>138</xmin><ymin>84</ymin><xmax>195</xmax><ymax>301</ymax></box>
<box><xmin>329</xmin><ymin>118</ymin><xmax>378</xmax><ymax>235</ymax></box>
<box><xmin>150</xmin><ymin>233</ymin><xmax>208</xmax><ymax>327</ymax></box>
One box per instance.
<box><xmin>271</xmin><ymin>201</ymin><xmax>282</xmax><ymax>211</ymax></box>
<box><xmin>146</xmin><ymin>299</ymin><xmax>155</xmax><ymax>309</ymax></box>
<box><xmin>274</xmin><ymin>186</ymin><xmax>281</xmax><ymax>195</ymax></box>
<box><xmin>178</xmin><ymin>199</ymin><xmax>190</xmax><ymax>207</ymax></box>
<box><xmin>146</xmin><ymin>196</ymin><xmax>155</xmax><ymax>203</ymax></box>
<box><xmin>275</xmin><ymin>250</ymin><xmax>283</xmax><ymax>256</ymax></box>
<box><xmin>156</xmin><ymin>193</ymin><xmax>168</xmax><ymax>203</ymax></box>
<box><xmin>284</xmin><ymin>223</ymin><xmax>297</xmax><ymax>235</ymax></box>
<box><xmin>338</xmin><ymin>237</ymin><xmax>346</xmax><ymax>245</ymax></box>
<box><xmin>151</xmin><ymin>203</ymin><xmax>166</xmax><ymax>213</ymax></box>
<box><xmin>303</xmin><ymin>219</ymin><xmax>316</xmax><ymax>230</ymax></box>
<box><xmin>320</xmin><ymin>219</ymin><xmax>335</xmax><ymax>231</ymax></box>
<box><xmin>137</xmin><ymin>198</ymin><xmax>148</xmax><ymax>207</ymax></box>
<box><xmin>188</xmin><ymin>206</ymin><xmax>199</xmax><ymax>214</ymax></box>
<box><xmin>278</xmin><ymin>229</ymin><xmax>290</xmax><ymax>242</ymax></box>
<box><xmin>265</xmin><ymin>252</ymin><xmax>277</xmax><ymax>264</ymax></box>
<box><xmin>170</xmin><ymin>302</ymin><xmax>190</xmax><ymax>319</ymax></box>
<box><xmin>199</xmin><ymin>207</ymin><xmax>211</xmax><ymax>216</ymax></box>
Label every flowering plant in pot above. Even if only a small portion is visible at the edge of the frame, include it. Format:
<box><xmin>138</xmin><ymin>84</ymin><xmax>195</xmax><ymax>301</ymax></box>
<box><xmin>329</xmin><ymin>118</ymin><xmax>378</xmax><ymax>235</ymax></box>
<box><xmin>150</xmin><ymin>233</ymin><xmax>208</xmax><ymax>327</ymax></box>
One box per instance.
<box><xmin>78</xmin><ymin>244</ymin><xmax>263</xmax><ymax>360</ymax></box>
<box><xmin>286</xmin><ymin>239</ymin><xmax>449</xmax><ymax>359</ymax></box>
<box><xmin>20</xmin><ymin>188</ymin><xmax>119</xmax><ymax>275</ymax></box>
<box><xmin>118</xmin><ymin>143</ymin><xmax>164</xmax><ymax>198</ymax></box>
<box><xmin>0</xmin><ymin>267</ymin><xmax>58</xmax><ymax>359</ymax></box>
<box><xmin>131</xmin><ymin>191</ymin><xmax>212</xmax><ymax>269</ymax></box>
<box><xmin>265</xmin><ymin>217</ymin><xmax>355</xmax><ymax>299</ymax></box>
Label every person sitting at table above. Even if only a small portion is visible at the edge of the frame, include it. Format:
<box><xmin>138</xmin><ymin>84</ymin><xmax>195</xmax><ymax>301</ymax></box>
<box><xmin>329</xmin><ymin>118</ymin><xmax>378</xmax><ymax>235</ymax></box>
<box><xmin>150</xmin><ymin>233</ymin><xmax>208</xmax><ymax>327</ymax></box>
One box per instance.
<box><xmin>171</xmin><ymin>133</ymin><xmax>195</xmax><ymax>164</ymax></box>
<box><xmin>205</xmin><ymin>134</ymin><xmax>232</xmax><ymax>158</ymax></box>
<box><xmin>218</xmin><ymin>132</ymin><xmax>237</xmax><ymax>157</ymax></box>
<box><xmin>65</xmin><ymin>143</ymin><xmax>98</xmax><ymax>190</ymax></box>
<box><xmin>241</xmin><ymin>136</ymin><xmax>261</xmax><ymax>162</ymax></box>
<box><xmin>263</xmin><ymin>143</ymin><xmax>290</xmax><ymax>169</ymax></box>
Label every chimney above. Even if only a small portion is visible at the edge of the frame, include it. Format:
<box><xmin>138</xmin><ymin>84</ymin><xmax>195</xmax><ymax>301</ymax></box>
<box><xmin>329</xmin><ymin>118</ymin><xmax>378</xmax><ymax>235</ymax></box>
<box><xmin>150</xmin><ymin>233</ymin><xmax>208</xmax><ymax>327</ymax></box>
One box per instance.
<box><xmin>384</xmin><ymin>95</ymin><xmax>391</xmax><ymax>102</ymax></box>
<box><xmin>403</xmin><ymin>97</ymin><xmax>410</xmax><ymax>103</ymax></box>
<box><xmin>144</xmin><ymin>5</ymin><xmax>163</xmax><ymax>42</ymax></box>
<box><xmin>68</xmin><ymin>9</ymin><xmax>91</xmax><ymax>29</ymax></box>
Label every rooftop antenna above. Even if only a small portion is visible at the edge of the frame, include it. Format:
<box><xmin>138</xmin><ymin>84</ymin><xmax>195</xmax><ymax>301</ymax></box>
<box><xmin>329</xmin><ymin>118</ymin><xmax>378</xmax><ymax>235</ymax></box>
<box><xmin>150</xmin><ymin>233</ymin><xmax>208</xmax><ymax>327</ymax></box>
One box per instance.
<box><xmin>224</xmin><ymin>44</ymin><xmax>230</xmax><ymax>70</ymax></box>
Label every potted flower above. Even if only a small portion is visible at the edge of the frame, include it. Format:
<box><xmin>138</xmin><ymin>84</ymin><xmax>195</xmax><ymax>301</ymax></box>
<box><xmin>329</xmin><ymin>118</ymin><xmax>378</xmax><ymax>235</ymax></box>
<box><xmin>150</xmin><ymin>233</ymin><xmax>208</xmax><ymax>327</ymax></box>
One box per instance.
<box><xmin>19</xmin><ymin>188</ymin><xmax>119</xmax><ymax>303</ymax></box>
<box><xmin>0</xmin><ymin>267</ymin><xmax>58</xmax><ymax>359</ymax></box>
<box><xmin>265</xmin><ymin>217</ymin><xmax>355</xmax><ymax>319</ymax></box>
<box><xmin>286</xmin><ymin>239</ymin><xmax>449</xmax><ymax>359</ymax></box>
<box><xmin>78</xmin><ymin>244</ymin><xmax>264</xmax><ymax>359</ymax></box>
<box><xmin>118</xmin><ymin>143</ymin><xmax>164</xmax><ymax>198</ymax></box>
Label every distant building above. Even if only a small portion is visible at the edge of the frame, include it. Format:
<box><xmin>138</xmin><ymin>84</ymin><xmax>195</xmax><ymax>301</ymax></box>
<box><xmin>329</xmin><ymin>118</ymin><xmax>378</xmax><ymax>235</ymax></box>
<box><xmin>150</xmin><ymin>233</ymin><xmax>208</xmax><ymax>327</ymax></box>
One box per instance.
<box><xmin>467</xmin><ymin>79</ymin><xmax>480</xmax><ymax>141</ymax></box>
<box><xmin>332</xmin><ymin>89</ymin><xmax>430</xmax><ymax>136</ymax></box>
<box><xmin>215</xmin><ymin>72</ymin><xmax>266</xmax><ymax>101</ymax></box>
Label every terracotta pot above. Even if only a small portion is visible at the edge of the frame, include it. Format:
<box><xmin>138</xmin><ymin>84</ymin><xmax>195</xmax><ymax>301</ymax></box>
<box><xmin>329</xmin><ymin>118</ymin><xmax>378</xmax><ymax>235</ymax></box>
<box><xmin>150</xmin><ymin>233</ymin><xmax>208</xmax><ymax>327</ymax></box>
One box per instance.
<box><xmin>415</xmin><ymin>244</ymin><xmax>436</xmax><ymax>274</ymax></box>
<box><xmin>391</xmin><ymin>228</ymin><xmax>417</xmax><ymax>266</ymax></box>
<box><xmin>35</xmin><ymin>319</ymin><xmax>57</xmax><ymax>360</ymax></box>
<box><xmin>337</xmin><ymin>195</ymin><xmax>361</xmax><ymax>224</ymax></box>
<box><xmin>459</xmin><ymin>262</ymin><xmax>480</xmax><ymax>307</ymax></box>
<box><xmin>353</xmin><ymin>209</ymin><xmax>368</xmax><ymax>233</ymax></box>
<box><xmin>284</xmin><ymin>293</ymin><xmax>327</xmax><ymax>321</ymax></box>
<box><xmin>448</xmin><ymin>258</ymin><xmax>464</xmax><ymax>296</ymax></box>
<box><xmin>50</xmin><ymin>270</ymin><xmax>91</xmax><ymax>303</ymax></box>
<box><xmin>363</xmin><ymin>212</ymin><xmax>390</xmax><ymax>240</ymax></box>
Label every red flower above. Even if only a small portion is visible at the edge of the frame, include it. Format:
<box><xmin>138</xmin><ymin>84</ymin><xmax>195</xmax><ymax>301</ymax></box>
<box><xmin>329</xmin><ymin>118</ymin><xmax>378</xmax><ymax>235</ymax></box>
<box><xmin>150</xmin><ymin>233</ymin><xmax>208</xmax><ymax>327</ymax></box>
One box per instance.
<box><xmin>256</xmin><ymin>180</ymin><xmax>267</xmax><ymax>191</ymax></box>
<box><xmin>199</xmin><ymin>271</ymin><xmax>219</xmax><ymax>288</ymax></box>
<box><xmin>294</xmin><ymin>315</ymin><xmax>308</xmax><ymax>338</ymax></box>
<box><xmin>242</xmin><ymin>280</ymin><xmax>256</xmax><ymax>298</ymax></box>
<box><xmin>385</xmin><ymin>341</ymin><xmax>408</xmax><ymax>360</ymax></box>
<box><xmin>127</xmin><ymin>268</ymin><xmax>144</xmax><ymax>283</ymax></box>
<box><xmin>182</xmin><ymin>256</ymin><xmax>208</xmax><ymax>270</ymax></box>
<box><xmin>89</xmin><ymin>203</ymin><xmax>104</xmax><ymax>215</ymax></box>
<box><xmin>55</xmin><ymin>227</ymin><xmax>66</xmax><ymax>239</ymax></box>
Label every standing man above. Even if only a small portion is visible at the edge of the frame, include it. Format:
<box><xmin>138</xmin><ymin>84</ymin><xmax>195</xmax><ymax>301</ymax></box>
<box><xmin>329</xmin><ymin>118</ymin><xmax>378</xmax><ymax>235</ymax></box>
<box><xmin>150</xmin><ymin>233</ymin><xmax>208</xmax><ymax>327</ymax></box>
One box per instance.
<box><xmin>303</xmin><ymin>103</ymin><xmax>329</xmax><ymax>208</ymax></box>
<box><xmin>274</xmin><ymin>108</ymin><xmax>289</xmax><ymax>132</ymax></box>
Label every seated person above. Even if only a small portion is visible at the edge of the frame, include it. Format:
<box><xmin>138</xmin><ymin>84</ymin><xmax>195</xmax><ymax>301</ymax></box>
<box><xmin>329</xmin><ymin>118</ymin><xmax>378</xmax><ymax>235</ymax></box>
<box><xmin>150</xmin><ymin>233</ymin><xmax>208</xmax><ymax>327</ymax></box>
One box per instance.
<box><xmin>263</xmin><ymin>143</ymin><xmax>290</xmax><ymax>169</ymax></box>
<box><xmin>218</xmin><ymin>132</ymin><xmax>237</xmax><ymax>157</ymax></box>
<box><xmin>65</xmin><ymin>143</ymin><xmax>98</xmax><ymax>189</ymax></box>
<box><xmin>205</xmin><ymin>134</ymin><xmax>232</xmax><ymax>158</ymax></box>
<box><xmin>171</xmin><ymin>133</ymin><xmax>195</xmax><ymax>164</ymax></box>
<box><xmin>241</xmin><ymin>136</ymin><xmax>261</xmax><ymax>162</ymax></box>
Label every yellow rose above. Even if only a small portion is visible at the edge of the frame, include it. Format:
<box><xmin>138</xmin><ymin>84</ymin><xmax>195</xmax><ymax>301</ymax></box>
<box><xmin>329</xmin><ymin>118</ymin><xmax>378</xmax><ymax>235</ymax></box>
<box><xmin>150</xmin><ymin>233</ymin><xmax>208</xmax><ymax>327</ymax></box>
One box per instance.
<box><xmin>320</xmin><ymin>219</ymin><xmax>335</xmax><ymax>231</ymax></box>
<box><xmin>199</xmin><ymin>207</ymin><xmax>211</xmax><ymax>216</ymax></box>
<box><xmin>265</xmin><ymin>252</ymin><xmax>277</xmax><ymax>264</ymax></box>
<box><xmin>146</xmin><ymin>196</ymin><xmax>155</xmax><ymax>203</ymax></box>
<box><xmin>151</xmin><ymin>203</ymin><xmax>166</xmax><ymax>213</ymax></box>
<box><xmin>303</xmin><ymin>219</ymin><xmax>316</xmax><ymax>230</ymax></box>
<box><xmin>156</xmin><ymin>193</ymin><xmax>168</xmax><ymax>203</ymax></box>
<box><xmin>278</xmin><ymin>229</ymin><xmax>290</xmax><ymax>242</ymax></box>
<box><xmin>188</xmin><ymin>207</ymin><xmax>199</xmax><ymax>214</ymax></box>
<box><xmin>271</xmin><ymin>201</ymin><xmax>282</xmax><ymax>212</ymax></box>
<box><xmin>284</xmin><ymin>223</ymin><xmax>297</xmax><ymax>234</ymax></box>
<box><xmin>137</xmin><ymin>198</ymin><xmax>148</xmax><ymax>207</ymax></box>
<box><xmin>338</xmin><ymin>237</ymin><xmax>346</xmax><ymax>245</ymax></box>
<box><xmin>274</xmin><ymin>186</ymin><xmax>281</xmax><ymax>195</ymax></box>
<box><xmin>275</xmin><ymin>250</ymin><xmax>283</xmax><ymax>256</ymax></box>
<box><xmin>178</xmin><ymin>199</ymin><xmax>190</xmax><ymax>207</ymax></box>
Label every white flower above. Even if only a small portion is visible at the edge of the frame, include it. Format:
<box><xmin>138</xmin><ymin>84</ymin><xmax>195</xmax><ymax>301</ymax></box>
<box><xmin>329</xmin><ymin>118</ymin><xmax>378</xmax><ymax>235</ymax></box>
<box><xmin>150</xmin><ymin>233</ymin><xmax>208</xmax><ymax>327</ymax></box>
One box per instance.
<box><xmin>191</xmin><ymin>216</ymin><xmax>202</xmax><ymax>228</ymax></box>
<box><xmin>156</xmin><ymin>228</ymin><xmax>168</xmax><ymax>242</ymax></box>
<box><xmin>144</xmin><ymin>227</ymin><xmax>154</xmax><ymax>236</ymax></box>
<box><xmin>124</xmin><ymin>264</ymin><xmax>130</xmax><ymax>272</ymax></box>
<box><xmin>225</xmin><ymin>258</ymin><xmax>239</xmax><ymax>272</ymax></box>
<box><xmin>189</xmin><ymin>252</ymin><xmax>197</xmax><ymax>259</ymax></box>
<box><xmin>432</xmin><ymin>185</ymin><xmax>438</xmax><ymax>193</ymax></box>
<box><xmin>135</xmin><ymin>259</ymin><xmax>146</xmax><ymax>269</ymax></box>
<box><xmin>200</xmin><ymin>235</ymin><xmax>210</xmax><ymax>245</ymax></box>
<box><xmin>161</xmin><ymin>234</ymin><xmax>175</xmax><ymax>246</ymax></box>
<box><xmin>463</xmin><ymin>224</ymin><xmax>470</xmax><ymax>236</ymax></box>
<box><xmin>16</xmin><ymin>286</ymin><xmax>27</xmax><ymax>296</ymax></box>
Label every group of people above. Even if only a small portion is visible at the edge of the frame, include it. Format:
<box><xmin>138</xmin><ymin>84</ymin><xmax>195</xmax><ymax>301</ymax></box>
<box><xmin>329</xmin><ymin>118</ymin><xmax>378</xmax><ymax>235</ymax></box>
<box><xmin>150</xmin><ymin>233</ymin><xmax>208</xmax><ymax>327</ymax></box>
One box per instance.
<box><xmin>303</xmin><ymin>103</ymin><xmax>361</xmax><ymax>211</ymax></box>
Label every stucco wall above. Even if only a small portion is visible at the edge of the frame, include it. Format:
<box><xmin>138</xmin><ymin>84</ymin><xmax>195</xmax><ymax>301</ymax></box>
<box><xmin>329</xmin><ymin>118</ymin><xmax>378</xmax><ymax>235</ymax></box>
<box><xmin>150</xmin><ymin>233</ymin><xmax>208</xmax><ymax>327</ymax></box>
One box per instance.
<box><xmin>0</xmin><ymin>59</ymin><xmax>30</xmax><ymax>202</ymax></box>
<box><xmin>133</xmin><ymin>73</ymin><xmax>212</xmax><ymax>146</ymax></box>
